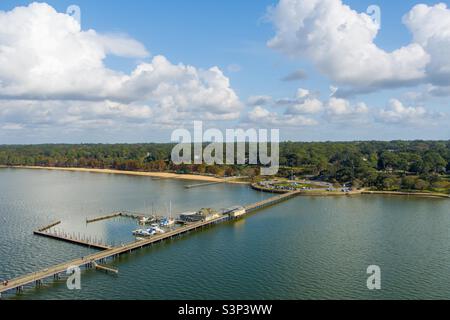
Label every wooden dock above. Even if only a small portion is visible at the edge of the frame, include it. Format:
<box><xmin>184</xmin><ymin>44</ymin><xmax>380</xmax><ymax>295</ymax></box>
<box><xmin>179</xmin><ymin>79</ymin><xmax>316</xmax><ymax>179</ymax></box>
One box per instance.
<box><xmin>0</xmin><ymin>191</ymin><xmax>299</xmax><ymax>297</ymax></box>
<box><xmin>185</xmin><ymin>181</ymin><xmax>223</xmax><ymax>189</ymax></box>
<box><xmin>93</xmin><ymin>262</ymin><xmax>118</xmax><ymax>274</ymax></box>
<box><xmin>86</xmin><ymin>212</ymin><xmax>121</xmax><ymax>224</ymax></box>
<box><xmin>244</xmin><ymin>191</ymin><xmax>299</xmax><ymax>213</ymax></box>
<box><xmin>86</xmin><ymin>211</ymin><xmax>157</xmax><ymax>224</ymax></box>
<box><xmin>34</xmin><ymin>230</ymin><xmax>111</xmax><ymax>250</ymax></box>
<box><xmin>37</xmin><ymin>221</ymin><xmax>61</xmax><ymax>232</ymax></box>
<box><xmin>119</xmin><ymin>211</ymin><xmax>157</xmax><ymax>220</ymax></box>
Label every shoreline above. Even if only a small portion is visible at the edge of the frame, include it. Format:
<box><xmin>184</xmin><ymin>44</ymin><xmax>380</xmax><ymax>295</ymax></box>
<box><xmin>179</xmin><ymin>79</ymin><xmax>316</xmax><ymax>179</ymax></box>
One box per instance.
<box><xmin>3</xmin><ymin>166</ymin><xmax>228</xmax><ymax>183</ymax></box>
<box><xmin>360</xmin><ymin>190</ymin><xmax>450</xmax><ymax>199</ymax></box>
<box><xmin>2</xmin><ymin>166</ymin><xmax>448</xmax><ymax>198</ymax></box>
<box><xmin>251</xmin><ymin>183</ymin><xmax>450</xmax><ymax>199</ymax></box>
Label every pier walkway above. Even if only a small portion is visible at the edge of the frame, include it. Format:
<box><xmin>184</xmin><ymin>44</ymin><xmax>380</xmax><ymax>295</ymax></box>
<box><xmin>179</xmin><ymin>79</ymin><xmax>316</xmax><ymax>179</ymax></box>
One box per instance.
<box><xmin>86</xmin><ymin>213</ymin><xmax>121</xmax><ymax>224</ymax></box>
<box><xmin>34</xmin><ymin>230</ymin><xmax>111</xmax><ymax>250</ymax></box>
<box><xmin>0</xmin><ymin>191</ymin><xmax>298</xmax><ymax>296</ymax></box>
<box><xmin>185</xmin><ymin>181</ymin><xmax>223</xmax><ymax>189</ymax></box>
<box><xmin>244</xmin><ymin>191</ymin><xmax>299</xmax><ymax>213</ymax></box>
<box><xmin>86</xmin><ymin>211</ymin><xmax>155</xmax><ymax>223</ymax></box>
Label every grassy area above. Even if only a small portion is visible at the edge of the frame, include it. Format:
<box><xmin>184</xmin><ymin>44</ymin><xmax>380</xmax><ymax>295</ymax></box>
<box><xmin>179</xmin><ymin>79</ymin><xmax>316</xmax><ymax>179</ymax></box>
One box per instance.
<box><xmin>272</xmin><ymin>182</ymin><xmax>327</xmax><ymax>190</ymax></box>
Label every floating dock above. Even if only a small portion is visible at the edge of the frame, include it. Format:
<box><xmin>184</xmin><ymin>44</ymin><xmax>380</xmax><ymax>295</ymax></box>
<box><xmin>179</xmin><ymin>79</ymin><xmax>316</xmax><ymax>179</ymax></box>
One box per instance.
<box><xmin>0</xmin><ymin>191</ymin><xmax>299</xmax><ymax>297</ymax></box>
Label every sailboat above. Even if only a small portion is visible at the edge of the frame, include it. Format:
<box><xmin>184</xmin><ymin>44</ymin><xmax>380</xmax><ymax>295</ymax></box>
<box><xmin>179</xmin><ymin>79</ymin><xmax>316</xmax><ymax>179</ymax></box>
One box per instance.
<box><xmin>139</xmin><ymin>216</ymin><xmax>152</xmax><ymax>224</ymax></box>
<box><xmin>160</xmin><ymin>201</ymin><xmax>175</xmax><ymax>227</ymax></box>
<box><xmin>139</xmin><ymin>201</ymin><xmax>155</xmax><ymax>224</ymax></box>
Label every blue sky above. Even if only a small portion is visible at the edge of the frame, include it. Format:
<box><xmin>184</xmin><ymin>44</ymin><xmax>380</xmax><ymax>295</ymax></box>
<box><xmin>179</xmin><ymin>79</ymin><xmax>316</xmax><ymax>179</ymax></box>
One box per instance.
<box><xmin>0</xmin><ymin>0</ymin><xmax>449</xmax><ymax>143</ymax></box>
<box><xmin>0</xmin><ymin>0</ymin><xmax>427</xmax><ymax>97</ymax></box>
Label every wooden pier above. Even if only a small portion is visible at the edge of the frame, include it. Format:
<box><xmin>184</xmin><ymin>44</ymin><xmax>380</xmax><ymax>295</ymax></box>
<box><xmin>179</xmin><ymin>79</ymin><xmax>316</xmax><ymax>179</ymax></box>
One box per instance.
<box><xmin>37</xmin><ymin>221</ymin><xmax>61</xmax><ymax>232</ymax></box>
<box><xmin>0</xmin><ymin>216</ymin><xmax>229</xmax><ymax>296</ymax></box>
<box><xmin>93</xmin><ymin>261</ymin><xmax>118</xmax><ymax>274</ymax></box>
<box><xmin>34</xmin><ymin>230</ymin><xmax>111</xmax><ymax>250</ymax></box>
<box><xmin>86</xmin><ymin>212</ymin><xmax>121</xmax><ymax>224</ymax></box>
<box><xmin>185</xmin><ymin>181</ymin><xmax>223</xmax><ymax>189</ymax></box>
<box><xmin>119</xmin><ymin>211</ymin><xmax>157</xmax><ymax>221</ymax></box>
<box><xmin>0</xmin><ymin>191</ymin><xmax>299</xmax><ymax>297</ymax></box>
<box><xmin>244</xmin><ymin>191</ymin><xmax>299</xmax><ymax>213</ymax></box>
<box><xmin>86</xmin><ymin>211</ymin><xmax>156</xmax><ymax>224</ymax></box>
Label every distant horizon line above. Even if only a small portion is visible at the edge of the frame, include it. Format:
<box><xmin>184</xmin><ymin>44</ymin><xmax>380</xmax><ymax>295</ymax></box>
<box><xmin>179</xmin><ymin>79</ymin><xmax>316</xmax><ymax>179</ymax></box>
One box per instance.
<box><xmin>1</xmin><ymin>139</ymin><xmax>450</xmax><ymax>146</ymax></box>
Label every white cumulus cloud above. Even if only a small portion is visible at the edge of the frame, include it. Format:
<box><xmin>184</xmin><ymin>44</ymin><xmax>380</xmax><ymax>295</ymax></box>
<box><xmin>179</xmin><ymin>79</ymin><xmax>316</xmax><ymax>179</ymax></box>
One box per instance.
<box><xmin>326</xmin><ymin>98</ymin><xmax>368</xmax><ymax>116</ymax></box>
<box><xmin>268</xmin><ymin>0</ymin><xmax>450</xmax><ymax>95</ymax></box>
<box><xmin>378</xmin><ymin>99</ymin><xmax>439</xmax><ymax>125</ymax></box>
<box><xmin>247</xmin><ymin>95</ymin><xmax>273</xmax><ymax>106</ymax></box>
<box><xmin>0</xmin><ymin>3</ymin><xmax>242</xmax><ymax>131</ymax></box>
<box><xmin>247</xmin><ymin>106</ymin><xmax>318</xmax><ymax>127</ymax></box>
<box><xmin>285</xmin><ymin>98</ymin><xmax>323</xmax><ymax>115</ymax></box>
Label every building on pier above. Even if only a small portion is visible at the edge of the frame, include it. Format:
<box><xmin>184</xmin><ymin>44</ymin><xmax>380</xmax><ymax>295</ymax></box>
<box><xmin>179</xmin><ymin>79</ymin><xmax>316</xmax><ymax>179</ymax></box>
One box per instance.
<box><xmin>179</xmin><ymin>208</ymin><xmax>220</xmax><ymax>223</ymax></box>
<box><xmin>222</xmin><ymin>206</ymin><xmax>246</xmax><ymax>218</ymax></box>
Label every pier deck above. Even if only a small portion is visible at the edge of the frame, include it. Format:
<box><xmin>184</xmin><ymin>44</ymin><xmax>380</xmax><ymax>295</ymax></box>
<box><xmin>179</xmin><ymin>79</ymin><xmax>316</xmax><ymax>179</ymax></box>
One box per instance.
<box><xmin>244</xmin><ymin>191</ymin><xmax>299</xmax><ymax>213</ymax></box>
<box><xmin>0</xmin><ymin>191</ymin><xmax>298</xmax><ymax>296</ymax></box>
<box><xmin>34</xmin><ymin>230</ymin><xmax>111</xmax><ymax>250</ymax></box>
<box><xmin>185</xmin><ymin>182</ymin><xmax>223</xmax><ymax>189</ymax></box>
<box><xmin>37</xmin><ymin>221</ymin><xmax>61</xmax><ymax>232</ymax></box>
<box><xmin>93</xmin><ymin>262</ymin><xmax>118</xmax><ymax>274</ymax></box>
<box><xmin>86</xmin><ymin>213</ymin><xmax>121</xmax><ymax>224</ymax></box>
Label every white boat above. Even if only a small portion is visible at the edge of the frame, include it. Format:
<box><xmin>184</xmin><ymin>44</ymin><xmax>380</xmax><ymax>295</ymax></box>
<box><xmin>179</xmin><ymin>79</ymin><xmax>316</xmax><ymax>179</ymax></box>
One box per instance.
<box><xmin>132</xmin><ymin>229</ymin><xmax>142</xmax><ymax>235</ymax></box>
<box><xmin>160</xmin><ymin>217</ymin><xmax>175</xmax><ymax>227</ymax></box>
<box><xmin>145</xmin><ymin>228</ymin><xmax>157</xmax><ymax>236</ymax></box>
<box><xmin>160</xmin><ymin>201</ymin><xmax>176</xmax><ymax>227</ymax></box>
<box><xmin>139</xmin><ymin>216</ymin><xmax>153</xmax><ymax>224</ymax></box>
<box><xmin>132</xmin><ymin>228</ymin><xmax>156</xmax><ymax>237</ymax></box>
<box><xmin>140</xmin><ymin>201</ymin><xmax>156</xmax><ymax>224</ymax></box>
<box><xmin>150</xmin><ymin>224</ymin><xmax>165</xmax><ymax>234</ymax></box>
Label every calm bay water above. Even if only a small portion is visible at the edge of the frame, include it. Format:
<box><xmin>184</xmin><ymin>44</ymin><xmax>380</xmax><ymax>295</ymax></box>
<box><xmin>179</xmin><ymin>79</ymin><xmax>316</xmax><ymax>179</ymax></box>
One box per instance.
<box><xmin>1</xmin><ymin>168</ymin><xmax>450</xmax><ymax>300</ymax></box>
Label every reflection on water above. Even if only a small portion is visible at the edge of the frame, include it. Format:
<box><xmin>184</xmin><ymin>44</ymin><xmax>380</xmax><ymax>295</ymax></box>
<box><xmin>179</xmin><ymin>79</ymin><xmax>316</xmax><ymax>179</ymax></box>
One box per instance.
<box><xmin>1</xmin><ymin>168</ymin><xmax>450</xmax><ymax>300</ymax></box>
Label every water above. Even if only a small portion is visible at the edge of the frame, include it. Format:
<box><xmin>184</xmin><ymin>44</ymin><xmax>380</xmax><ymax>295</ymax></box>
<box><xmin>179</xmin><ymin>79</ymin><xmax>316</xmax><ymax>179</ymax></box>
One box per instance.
<box><xmin>1</xmin><ymin>168</ymin><xmax>450</xmax><ymax>300</ymax></box>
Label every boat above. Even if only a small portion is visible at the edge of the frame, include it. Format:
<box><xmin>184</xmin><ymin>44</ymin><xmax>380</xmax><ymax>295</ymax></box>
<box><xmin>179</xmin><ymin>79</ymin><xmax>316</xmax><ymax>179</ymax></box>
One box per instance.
<box><xmin>139</xmin><ymin>216</ymin><xmax>152</xmax><ymax>224</ymax></box>
<box><xmin>150</xmin><ymin>224</ymin><xmax>166</xmax><ymax>234</ymax></box>
<box><xmin>132</xmin><ymin>228</ymin><xmax>156</xmax><ymax>237</ymax></box>
<box><xmin>139</xmin><ymin>201</ymin><xmax>156</xmax><ymax>224</ymax></box>
<box><xmin>160</xmin><ymin>201</ymin><xmax>176</xmax><ymax>227</ymax></box>
<box><xmin>160</xmin><ymin>217</ymin><xmax>175</xmax><ymax>227</ymax></box>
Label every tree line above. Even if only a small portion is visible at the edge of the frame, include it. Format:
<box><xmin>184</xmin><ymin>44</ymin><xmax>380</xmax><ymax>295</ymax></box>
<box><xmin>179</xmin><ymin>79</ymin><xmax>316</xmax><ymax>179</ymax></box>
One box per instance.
<box><xmin>1</xmin><ymin>141</ymin><xmax>449</xmax><ymax>193</ymax></box>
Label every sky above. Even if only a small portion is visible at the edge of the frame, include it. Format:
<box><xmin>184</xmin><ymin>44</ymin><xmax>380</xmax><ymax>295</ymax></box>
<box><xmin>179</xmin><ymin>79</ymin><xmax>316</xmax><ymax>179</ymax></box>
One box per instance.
<box><xmin>0</xmin><ymin>0</ymin><xmax>449</xmax><ymax>143</ymax></box>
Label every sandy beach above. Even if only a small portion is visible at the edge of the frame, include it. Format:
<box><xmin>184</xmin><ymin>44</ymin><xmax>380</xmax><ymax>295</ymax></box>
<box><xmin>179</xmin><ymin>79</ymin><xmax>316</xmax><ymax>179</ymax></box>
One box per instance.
<box><xmin>6</xmin><ymin>166</ymin><xmax>227</xmax><ymax>183</ymax></box>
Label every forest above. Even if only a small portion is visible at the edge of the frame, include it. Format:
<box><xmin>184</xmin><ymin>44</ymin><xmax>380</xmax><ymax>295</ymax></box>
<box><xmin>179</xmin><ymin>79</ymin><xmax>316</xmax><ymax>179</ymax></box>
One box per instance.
<box><xmin>1</xmin><ymin>141</ymin><xmax>450</xmax><ymax>193</ymax></box>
